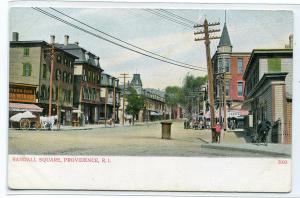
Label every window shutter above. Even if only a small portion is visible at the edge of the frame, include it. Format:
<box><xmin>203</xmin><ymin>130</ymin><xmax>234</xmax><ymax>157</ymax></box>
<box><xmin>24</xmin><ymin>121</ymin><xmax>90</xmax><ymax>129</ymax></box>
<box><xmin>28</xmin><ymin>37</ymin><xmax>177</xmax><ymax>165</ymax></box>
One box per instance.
<box><xmin>22</xmin><ymin>64</ymin><xmax>26</xmax><ymax>76</ymax></box>
<box><xmin>29</xmin><ymin>64</ymin><xmax>32</xmax><ymax>76</ymax></box>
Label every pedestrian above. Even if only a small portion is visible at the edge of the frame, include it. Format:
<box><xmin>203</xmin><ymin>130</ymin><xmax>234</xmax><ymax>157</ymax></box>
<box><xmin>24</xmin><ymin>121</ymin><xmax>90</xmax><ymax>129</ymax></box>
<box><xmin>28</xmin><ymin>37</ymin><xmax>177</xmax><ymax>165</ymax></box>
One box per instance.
<box><xmin>129</xmin><ymin>118</ymin><xmax>132</xmax><ymax>125</ymax></box>
<box><xmin>215</xmin><ymin>122</ymin><xmax>222</xmax><ymax>143</ymax></box>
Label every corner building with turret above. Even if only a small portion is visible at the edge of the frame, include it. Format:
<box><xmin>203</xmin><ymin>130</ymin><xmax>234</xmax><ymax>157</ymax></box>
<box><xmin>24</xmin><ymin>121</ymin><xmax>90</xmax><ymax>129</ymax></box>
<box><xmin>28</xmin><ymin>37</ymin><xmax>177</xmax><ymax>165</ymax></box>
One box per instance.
<box><xmin>211</xmin><ymin>22</ymin><xmax>251</xmax><ymax>128</ymax></box>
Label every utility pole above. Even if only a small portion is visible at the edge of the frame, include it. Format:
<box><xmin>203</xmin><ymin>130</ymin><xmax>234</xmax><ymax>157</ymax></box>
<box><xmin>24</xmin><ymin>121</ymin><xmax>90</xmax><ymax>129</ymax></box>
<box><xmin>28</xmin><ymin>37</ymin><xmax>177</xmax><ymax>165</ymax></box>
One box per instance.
<box><xmin>104</xmin><ymin>86</ymin><xmax>108</xmax><ymax>127</ymax></box>
<box><xmin>56</xmin><ymin>63</ymin><xmax>61</xmax><ymax>129</ymax></box>
<box><xmin>223</xmin><ymin>75</ymin><xmax>228</xmax><ymax>131</ymax></box>
<box><xmin>194</xmin><ymin>19</ymin><xmax>220</xmax><ymax>142</ymax></box>
<box><xmin>48</xmin><ymin>38</ymin><xmax>55</xmax><ymax>117</ymax></box>
<box><xmin>218</xmin><ymin>74</ymin><xmax>223</xmax><ymax>125</ymax></box>
<box><xmin>112</xmin><ymin>78</ymin><xmax>116</xmax><ymax>127</ymax></box>
<box><xmin>119</xmin><ymin>73</ymin><xmax>130</xmax><ymax>125</ymax></box>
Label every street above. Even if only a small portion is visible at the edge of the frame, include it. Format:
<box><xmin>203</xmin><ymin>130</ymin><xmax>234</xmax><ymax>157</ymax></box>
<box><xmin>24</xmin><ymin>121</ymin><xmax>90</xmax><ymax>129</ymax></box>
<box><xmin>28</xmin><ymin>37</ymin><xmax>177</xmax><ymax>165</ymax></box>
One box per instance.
<box><xmin>9</xmin><ymin>121</ymin><xmax>287</xmax><ymax>157</ymax></box>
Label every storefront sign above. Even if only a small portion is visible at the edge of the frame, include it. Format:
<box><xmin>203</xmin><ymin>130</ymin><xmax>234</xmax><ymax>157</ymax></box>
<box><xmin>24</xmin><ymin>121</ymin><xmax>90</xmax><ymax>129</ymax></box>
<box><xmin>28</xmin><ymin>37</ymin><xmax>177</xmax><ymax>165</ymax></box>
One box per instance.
<box><xmin>9</xmin><ymin>84</ymin><xmax>36</xmax><ymax>103</ymax></box>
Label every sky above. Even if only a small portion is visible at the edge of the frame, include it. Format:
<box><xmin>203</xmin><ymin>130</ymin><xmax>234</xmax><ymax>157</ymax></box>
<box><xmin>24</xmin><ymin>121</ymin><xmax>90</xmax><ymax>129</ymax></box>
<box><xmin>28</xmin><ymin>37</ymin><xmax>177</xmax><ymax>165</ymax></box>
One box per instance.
<box><xmin>9</xmin><ymin>8</ymin><xmax>293</xmax><ymax>89</ymax></box>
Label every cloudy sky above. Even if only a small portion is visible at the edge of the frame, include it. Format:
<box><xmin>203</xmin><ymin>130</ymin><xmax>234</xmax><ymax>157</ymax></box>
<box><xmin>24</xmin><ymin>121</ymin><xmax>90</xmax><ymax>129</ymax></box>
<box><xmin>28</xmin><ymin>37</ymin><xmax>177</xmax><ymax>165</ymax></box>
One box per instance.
<box><xmin>9</xmin><ymin>8</ymin><xmax>293</xmax><ymax>89</ymax></box>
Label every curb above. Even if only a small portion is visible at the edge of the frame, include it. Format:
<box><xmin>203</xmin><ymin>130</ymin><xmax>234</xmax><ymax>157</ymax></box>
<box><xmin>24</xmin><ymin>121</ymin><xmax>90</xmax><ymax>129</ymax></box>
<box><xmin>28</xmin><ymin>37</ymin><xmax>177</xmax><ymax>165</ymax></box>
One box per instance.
<box><xmin>201</xmin><ymin>144</ymin><xmax>291</xmax><ymax>156</ymax></box>
<box><xmin>197</xmin><ymin>137</ymin><xmax>210</xmax><ymax>144</ymax></box>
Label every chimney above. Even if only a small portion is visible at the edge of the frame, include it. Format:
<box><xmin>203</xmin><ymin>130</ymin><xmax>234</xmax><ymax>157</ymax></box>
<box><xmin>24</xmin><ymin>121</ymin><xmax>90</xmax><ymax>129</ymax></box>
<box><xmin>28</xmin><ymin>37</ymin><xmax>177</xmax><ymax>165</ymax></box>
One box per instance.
<box><xmin>12</xmin><ymin>32</ymin><xmax>19</xmax><ymax>41</ymax></box>
<box><xmin>64</xmin><ymin>35</ymin><xmax>69</xmax><ymax>46</ymax></box>
<box><xmin>289</xmin><ymin>34</ymin><xmax>293</xmax><ymax>49</ymax></box>
<box><xmin>75</xmin><ymin>42</ymin><xmax>79</xmax><ymax>45</ymax></box>
<box><xmin>96</xmin><ymin>57</ymin><xmax>100</xmax><ymax>67</ymax></box>
<box><xmin>50</xmin><ymin>35</ymin><xmax>55</xmax><ymax>44</ymax></box>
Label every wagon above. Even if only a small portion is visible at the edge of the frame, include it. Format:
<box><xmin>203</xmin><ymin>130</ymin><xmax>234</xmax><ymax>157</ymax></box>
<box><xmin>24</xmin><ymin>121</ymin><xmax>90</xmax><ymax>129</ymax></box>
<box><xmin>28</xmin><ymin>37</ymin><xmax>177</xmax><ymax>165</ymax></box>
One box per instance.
<box><xmin>10</xmin><ymin>111</ymin><xmax>41</xmax><ymax>129</ymax></box>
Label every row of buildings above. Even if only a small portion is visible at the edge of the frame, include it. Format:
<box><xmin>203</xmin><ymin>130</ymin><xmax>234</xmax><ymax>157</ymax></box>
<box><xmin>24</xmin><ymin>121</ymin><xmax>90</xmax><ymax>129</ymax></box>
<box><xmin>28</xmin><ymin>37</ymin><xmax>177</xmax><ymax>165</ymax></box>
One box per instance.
<box><xmin>211</xmin><ymin>22</ymin><xmax>293</xmax><ymax>144</ymax></box>
<box><xmin>9</xmin><ymin>32</ymin><xmax>167</xmax><ymax>126</ymax></box>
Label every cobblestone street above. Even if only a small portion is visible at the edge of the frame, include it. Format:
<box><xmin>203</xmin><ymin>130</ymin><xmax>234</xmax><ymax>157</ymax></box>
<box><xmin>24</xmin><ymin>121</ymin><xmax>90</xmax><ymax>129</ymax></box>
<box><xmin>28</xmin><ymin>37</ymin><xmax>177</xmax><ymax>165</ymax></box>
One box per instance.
<box><xmin>9</xmin><ymin>121</ymin><xmax>287</xmax><ymax>157</ymax></box>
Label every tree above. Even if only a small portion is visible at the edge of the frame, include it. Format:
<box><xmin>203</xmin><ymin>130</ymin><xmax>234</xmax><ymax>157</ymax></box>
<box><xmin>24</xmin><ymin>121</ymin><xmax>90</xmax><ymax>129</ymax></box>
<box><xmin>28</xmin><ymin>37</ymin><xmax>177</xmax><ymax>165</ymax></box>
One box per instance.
<box><xmin>182</xmin><ymin>75</ymin><xmax>207</xmax><ymax>118</ymax></box>
<box><xmin>165</xmin><ymin>86</ymin><xmax>184</xmax><ymax>119</ymax></box>
<box><xmin>125</xmin><ymin>86</ymin><xmax>145</xmax><ymax>125</ymax></box>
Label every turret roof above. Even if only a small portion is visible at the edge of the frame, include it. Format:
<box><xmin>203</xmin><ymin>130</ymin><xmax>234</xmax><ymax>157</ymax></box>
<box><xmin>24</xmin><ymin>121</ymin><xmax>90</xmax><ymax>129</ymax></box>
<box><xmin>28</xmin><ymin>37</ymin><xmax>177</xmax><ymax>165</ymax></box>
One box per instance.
<box><xmin>130</xmin><ymin>74</ymin><xmax>143</xmax><ymax>87</ymax></box>
<box><xmin>218</xmin><ymin>23</ymin><xmax>232</xmax><ymax>47</ymax></box>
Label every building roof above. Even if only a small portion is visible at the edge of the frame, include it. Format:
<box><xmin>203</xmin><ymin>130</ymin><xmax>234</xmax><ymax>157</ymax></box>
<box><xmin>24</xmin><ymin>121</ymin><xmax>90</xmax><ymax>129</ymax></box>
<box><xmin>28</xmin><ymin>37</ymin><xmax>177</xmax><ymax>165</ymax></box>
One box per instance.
<box><xmin>218</xmin><ymin>23</ymin><xmax>232</xmax><ymax>47</ymax></box>
<box><xmin>102</xmin><ymin>73</ymin><xmax>118</xmax><ymax>80</ymax></box>
<box><xmin>131</xmin><ymin>74</ymin><xmax>143</xmax><ymax>87</ymax></box>
<box><xmin>10</xmin><ymin>40</ymin><xmax>48</xmax><ymax>46</ymax></box>
<box><xmin>56</xmin><ymin>43</ymin><xmax>102</xmax><ymax>69</ymax></box>
<box><xmin>243</xmin><ymin>48</ymin><xmax>293</xmax><ymax>80</ymax></box>
<box><xmin>10</xmin><ymin>40</ymin><xmax>78</xmax><ymax>59</ymax></box>
<box><xmin>143</xmin><ymin>88</ymin><xmax>165</xmax><ymax>98</ymax></box>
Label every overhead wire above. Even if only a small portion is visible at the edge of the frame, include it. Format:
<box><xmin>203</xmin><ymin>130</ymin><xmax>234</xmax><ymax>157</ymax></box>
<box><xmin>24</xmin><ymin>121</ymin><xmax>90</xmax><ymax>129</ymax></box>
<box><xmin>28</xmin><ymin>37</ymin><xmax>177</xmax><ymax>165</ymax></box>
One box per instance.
<box><xmin>32</xmin><ymin>7</ymin><xmax>206</xmax><ymax>71</ymax></box>
<box><xmin>143</xmin><ymin>9</ymin><xmax>193</xmax><ymax>29</ymax></box>
<box><xmin>156</xmin><ymin>9</ymin><xmax>197</xmax><ymax>25</ymax></box>
<box><xmin>50</xmin><ymin>7</ymin><xmax>204</xmax><ymax>70</ymax></box>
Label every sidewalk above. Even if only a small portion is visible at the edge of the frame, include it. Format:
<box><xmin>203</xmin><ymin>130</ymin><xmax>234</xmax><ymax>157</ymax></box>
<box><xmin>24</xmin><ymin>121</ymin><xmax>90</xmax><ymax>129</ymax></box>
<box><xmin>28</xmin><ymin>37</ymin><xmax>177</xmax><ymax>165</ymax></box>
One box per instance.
<box><xmin>197</xmin><ymin>129</ymin><xmax>291</xmax><ymax>156</ymax></box>
<box><xmin>201</xmin><ymin>143</ymin><xmax>291</xmax><ymax>156</ymax></box>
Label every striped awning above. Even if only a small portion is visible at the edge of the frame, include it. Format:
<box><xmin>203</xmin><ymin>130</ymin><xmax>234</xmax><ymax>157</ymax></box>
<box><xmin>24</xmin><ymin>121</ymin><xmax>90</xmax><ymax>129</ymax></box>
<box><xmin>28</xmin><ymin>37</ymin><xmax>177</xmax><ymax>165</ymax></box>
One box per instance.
<box><xmin>9</xmin><ymin>103</ymin><xmax>43</xmax><ymax>112</ymax></box>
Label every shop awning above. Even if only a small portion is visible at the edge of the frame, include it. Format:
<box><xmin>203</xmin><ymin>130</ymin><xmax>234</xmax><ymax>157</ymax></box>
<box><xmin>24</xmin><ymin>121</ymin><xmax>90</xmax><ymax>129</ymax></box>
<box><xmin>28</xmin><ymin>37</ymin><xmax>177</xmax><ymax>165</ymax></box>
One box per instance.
<box><xmin>204</xmin><ymin>109</ymin><xmax>249</xmax><ymax>119</ymax></box>
<box><xmin>9</xmin><ymin>103</ymin><xmax>43</xmax><ymax>113</ymax></box>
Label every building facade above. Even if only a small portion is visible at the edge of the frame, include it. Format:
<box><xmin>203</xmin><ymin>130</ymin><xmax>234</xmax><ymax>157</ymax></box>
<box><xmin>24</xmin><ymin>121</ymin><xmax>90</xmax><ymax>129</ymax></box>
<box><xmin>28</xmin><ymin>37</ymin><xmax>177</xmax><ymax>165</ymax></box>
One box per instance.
<box><xmin>243</xmin><ymin>49</ymin><xmax>293</xmax><ymax>144</ymax></box>
<box><xmin>142</xmin><ymin>88</ymin><xmax>166</xmax><ymax>122</ymax></box>
<box><xmin>9</xmin><ymin>33</ymin><xmax>77</xmax><ymax>125</ymax></box>
<box><xmin>211</xmin><ymin>23</ymin><xmax>250</xmax><ymax>127</ymax></box>
<box><xmin>100</xmin><ymin>73</ymin><xmax>120</xmax><ymax>122</ymax></box>
<box><xmin>56</xmin><ymin>36</ymin><xmax>103</xmax><ymax>124</ymax></box>
<box><xmin>118</xmin><ymin>74</ymin><xmax>166</xmax><ymax>123</ymax></box>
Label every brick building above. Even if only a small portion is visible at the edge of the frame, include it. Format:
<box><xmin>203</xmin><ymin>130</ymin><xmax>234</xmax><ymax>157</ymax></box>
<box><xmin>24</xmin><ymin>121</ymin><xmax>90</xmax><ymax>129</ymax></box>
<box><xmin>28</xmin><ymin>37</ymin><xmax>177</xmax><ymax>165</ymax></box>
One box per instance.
<box><xmin>56</xmin><ymin>36</ymin><xmax>103</xmax><ymax>124</ymax></box>
<box><xmin>211</xmin><ymin>23</ymin><xmax>250</xmax><ymax>127</ymax></box>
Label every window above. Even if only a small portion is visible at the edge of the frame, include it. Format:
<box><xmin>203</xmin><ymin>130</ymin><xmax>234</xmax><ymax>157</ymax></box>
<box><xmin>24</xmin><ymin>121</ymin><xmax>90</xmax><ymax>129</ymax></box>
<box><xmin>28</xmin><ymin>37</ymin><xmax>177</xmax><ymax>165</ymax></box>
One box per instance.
<box><xmin>23</xmin><ymin>48</ymin><xmax>30</xmax><ymax>56</ymax></box>
<box><xmin>47</xmin><ymin>86</ymin><xmax>50</xmax><ymax>99</ymax></box>
<box><xmin>42</xmin><ymin>64</ymin><xmax>47</xmax><ymax>78</ymax></box>
<box><xmin>237</xmin><ymin>58</ymin><xmax>243</xmax><ymax>73</ymax></box>
<box><xmin>22</xmin><ymin>63</ymin><xmax>32</xmax><ymax>76</ymax></box>
<box><xmin>225</xmin><ymin>80</ymin><xmax>230</xmax><ymax>96</ymax></box>
<box><xmin>237</xmin><ymin>82</ymin><xmax>243</xmax><ymax>96</ymax></box>
<box><xmin>225</xmin><ymin>58</ymin><xmax>231</xmax><ymax>72</ymax></box>
<box><xmin>68</xmin><ymin>74</ymin><xmax>72</xmax><ymax>83</ymax></box>
<box><xmin>57</xmin><ymin>55</ymin><xmax>61</xmax><ymax>63</ymax></box>
<box><xmin>63</xmin><ymin>72</ymin><xmax>67</xmax><ymax>82</ymax></box>
<box><xmin>268</xmin><ymin>58</ymin><xmax>281</xmax><ymax>72</ymax></box>
<box><xmin>64</xmin><ymin>58</ymin><xmax>68</xmax><ymax>66</ymax></box>
<box><xmin>55</xmin><ymin>86</ymin><xmax>58</xmax><ymax>100</ymax></box>
<box><xmin>88</xmin><ymin>71</ymin><xmax>91</xmax><ymax>82</ymax></box>
<box><xmin>56</xmin><ymin>69</ymin><xmax>61</xmax><ymax>80</ymax></box>
<box><xmin>40</xmin><ymin>85</ymin><xmax>46</xmax><ymax>100</ymax></box>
